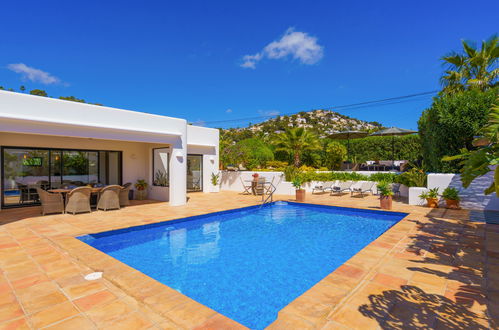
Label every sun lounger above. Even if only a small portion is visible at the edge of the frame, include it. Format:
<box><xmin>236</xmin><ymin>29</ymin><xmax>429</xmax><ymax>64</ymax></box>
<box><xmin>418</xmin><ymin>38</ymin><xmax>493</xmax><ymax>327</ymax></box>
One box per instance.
<box><xmin>330</xmin><ymin>181</ymin><xmax>353</xmax><ymax>195</ymax></box>
<box><xmin>312</xmin><ymin>181</ymin><xmax>337</xmax><ymax>194</ymax></box>
<box><xmin>351</xmin><ymin>181</ymin><xmax>375</xmax><ymax>197</ymax></box>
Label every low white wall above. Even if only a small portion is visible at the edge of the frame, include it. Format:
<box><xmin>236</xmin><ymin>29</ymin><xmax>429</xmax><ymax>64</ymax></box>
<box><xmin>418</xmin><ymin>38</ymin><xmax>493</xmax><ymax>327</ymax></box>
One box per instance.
<box><xmin>428</xmin><ymin>169</ymin><xmax>499</xmax><ymax>211</ymax></box>
<box><xmin>220</xmin><ymin>171</ymin><xmax>380</xmax><ymax>195</ymax></box>
<box><xmin>221</xmin><ymin>170</ymin><xmax>499</xmax><ymax>211</ymax></box>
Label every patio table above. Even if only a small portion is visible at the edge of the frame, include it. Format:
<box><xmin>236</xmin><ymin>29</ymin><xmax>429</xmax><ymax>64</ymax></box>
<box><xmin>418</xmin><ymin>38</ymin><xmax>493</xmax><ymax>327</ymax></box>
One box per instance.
<box><xmin>244</xmin><ymin>180</ymin><xmax>272</xmax><ymax>195</ymax></box>
<box><xmin>48</xmin><ymin>187</ymin><xmax>107</xmax><ymax>207</ymax></box>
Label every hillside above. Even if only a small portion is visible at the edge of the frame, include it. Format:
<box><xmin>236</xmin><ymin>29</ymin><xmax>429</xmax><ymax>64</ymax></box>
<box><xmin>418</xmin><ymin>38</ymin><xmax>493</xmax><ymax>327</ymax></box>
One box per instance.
<box><xmin>222</xmin><ymin>109</ymin><xmax>382</xmax><ymax>140</ymax></box>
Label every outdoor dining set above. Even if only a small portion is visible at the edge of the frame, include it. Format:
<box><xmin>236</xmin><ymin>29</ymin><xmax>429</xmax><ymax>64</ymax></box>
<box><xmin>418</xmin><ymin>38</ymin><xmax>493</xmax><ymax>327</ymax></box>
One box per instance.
<box><xmin>36</xmin><ymin>183</ymin><xmax>132</xmax><ymax>215</ymax></box>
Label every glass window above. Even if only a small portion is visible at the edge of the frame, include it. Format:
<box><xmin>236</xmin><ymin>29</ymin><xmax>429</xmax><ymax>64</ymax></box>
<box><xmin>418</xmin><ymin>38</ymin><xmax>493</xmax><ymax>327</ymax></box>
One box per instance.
<box><xmin>2</xmin><ymin>147</ymin><xmax>122</xmax><ymax>208</ymax></box>
<box><xmin>153</xmin><ymin>148</ymin><xmax>169</xmax><ymax>187</ymax></box>
<box><xmin>187</xmin><ymin>155</ymin><xmax>203</xmax><ymax>192</ymax></box>
<box><xmin>2</xmin><ymin>148</ymin><xmax>50</xmax><ymax>206</ymax></box>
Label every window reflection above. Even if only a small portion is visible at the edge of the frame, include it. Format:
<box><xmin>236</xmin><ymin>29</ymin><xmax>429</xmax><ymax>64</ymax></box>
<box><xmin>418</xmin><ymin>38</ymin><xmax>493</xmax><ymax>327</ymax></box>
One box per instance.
<box><xmin>2</xmin><ymin>148</ymin><xmax>122</xmax><ymax>207</ymax></box>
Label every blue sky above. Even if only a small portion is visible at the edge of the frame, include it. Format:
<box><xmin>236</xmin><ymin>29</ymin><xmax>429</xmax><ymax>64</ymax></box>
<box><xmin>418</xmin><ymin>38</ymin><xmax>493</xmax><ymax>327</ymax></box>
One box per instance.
<box><xmin>1</xmin><ymin>0</ymin><xmax>498</xmax><ymax>130</ymax></box>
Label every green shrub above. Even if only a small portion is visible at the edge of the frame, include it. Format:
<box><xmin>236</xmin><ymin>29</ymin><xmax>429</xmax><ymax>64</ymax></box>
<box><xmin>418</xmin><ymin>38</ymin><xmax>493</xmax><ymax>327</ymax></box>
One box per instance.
<box><xmin>368</xmin><ymin>172</ymin><xmax>397</xmax><ymax>183</ymax></box>
<box><xmin>377</xmin><ymin>181</ymin><xmax>394</xmax><ymax>196</ymax></box>
<box><xmin>237</xmin><ymin>138</ymin><xmax>274</xmax><ymax>169</ymax></box>
<box><xmin>265</xmin><ymin>160</ymin><xmax>288</xmax><ymax>170</ymax></box>
<box><xmin>420</xmin><ymin>188</ymin><xmax>439</xmax><ymax>199</ymax></box>
<box><xmin>442</xmin><ymin>187</ymin><xmax>460</xmax><ymax>201</ymax></box>
<box><xmin>394</xmin><ymin>167</ymin><xmax>427</xmax><ymax>187</ymax></box>
<box><xmin>325</xmin><ymin>141</ymin><xmax>347</xmax><ymax>170</ymax></box>
<box><xmin>418</xmin><ymin>88</ymin><xmax>497</xmax><ymax>173</ymax></box>
<box><xmin>339</xmin><ymin>135</ymin><xmax>421</xmax><ymax>163</ymax></box>
<box><xmin>284</xmin><ymin>165</ymin><xmax>301</xmax><ymax>181</ymax></box>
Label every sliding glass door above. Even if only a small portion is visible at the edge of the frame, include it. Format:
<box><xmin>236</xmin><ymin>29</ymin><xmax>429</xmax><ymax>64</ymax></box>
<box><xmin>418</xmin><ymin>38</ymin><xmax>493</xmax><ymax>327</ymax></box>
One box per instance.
<box><xmin>187</xmin><ymin>154</ymin><xmax>202</xmax><ymax>192</ymax></box>
<box><xmin>1</xmin><ymin>147</ymin><xmax>122</xmax><ymax>208</ymax></box>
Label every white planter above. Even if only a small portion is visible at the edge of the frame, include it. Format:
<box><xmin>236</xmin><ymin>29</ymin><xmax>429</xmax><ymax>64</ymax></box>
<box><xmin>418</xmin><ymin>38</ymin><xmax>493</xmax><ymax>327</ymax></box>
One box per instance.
<box><xmin>210</xmin><ymin>185</ymin><xmax>220</xmax><ymax>193</ymax></box>
<box><xmin>409</xmin><ymin>187</ymin><xmax>427</xmax><ymax>205</ymax></box>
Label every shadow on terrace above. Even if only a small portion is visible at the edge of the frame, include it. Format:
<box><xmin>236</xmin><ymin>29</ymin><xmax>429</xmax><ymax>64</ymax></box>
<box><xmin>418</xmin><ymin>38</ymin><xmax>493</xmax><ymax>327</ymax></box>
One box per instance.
<box><xmin>358</xmin><ymin>208</ymin><xmax>496</xmax><ymax>329</ymax></box>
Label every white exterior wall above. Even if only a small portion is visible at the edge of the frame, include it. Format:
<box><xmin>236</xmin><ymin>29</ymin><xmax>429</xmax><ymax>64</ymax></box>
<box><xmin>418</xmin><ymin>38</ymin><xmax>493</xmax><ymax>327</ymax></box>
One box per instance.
<box><xmin>187</xmin><ymin>126</ymin><xmax>220</xmax><ymax>193</ymax></box>
<box><xmin>428</xmin><ymin>170</ymin><xmax>499</xmax><ymax>211</ymax></box>
<box><xmin>0</xmin><ymin>91</ymin><xmax>220</xmax><ymax>209</ymax></box>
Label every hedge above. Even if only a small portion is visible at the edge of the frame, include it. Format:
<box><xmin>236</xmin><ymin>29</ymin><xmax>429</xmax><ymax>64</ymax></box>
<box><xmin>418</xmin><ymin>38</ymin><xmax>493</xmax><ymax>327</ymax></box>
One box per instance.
<box><xmin>337</xmin><ymin>134</ymin><xmax>421</xmax><ymax>163</ymax></box>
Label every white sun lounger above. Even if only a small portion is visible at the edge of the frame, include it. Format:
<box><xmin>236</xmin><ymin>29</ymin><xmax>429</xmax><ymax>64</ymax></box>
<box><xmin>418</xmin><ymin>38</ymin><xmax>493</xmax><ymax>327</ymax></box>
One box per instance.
<box><xmin>351</xmin><ymin>181</ymin><xmax>375</xmax><ymax>197</ymax></box>
<box><xmin>330</xmin><ymin>181</ymin><xmax>353</xmax><ymax>195</ymax></box>
<box><xmin>312</xmin><ymin>181</ymin><xmax>337</xmax><ymax>194</ymax></box>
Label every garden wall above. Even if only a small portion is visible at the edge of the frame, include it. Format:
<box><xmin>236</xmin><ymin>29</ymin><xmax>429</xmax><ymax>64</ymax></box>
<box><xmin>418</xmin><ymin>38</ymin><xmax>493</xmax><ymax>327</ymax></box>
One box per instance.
<box><xmin>428</xmin><ymin>168</ymin><xmax>499</xmax><ymax>211</ymax></box>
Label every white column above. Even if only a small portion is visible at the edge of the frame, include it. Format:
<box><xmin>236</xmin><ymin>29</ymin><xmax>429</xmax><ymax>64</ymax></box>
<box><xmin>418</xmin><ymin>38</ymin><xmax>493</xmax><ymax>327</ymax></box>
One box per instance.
<box><xmin>169</xmin><ymin>136</ymin><xmax>187</xmax><ymax>206</ymax></box>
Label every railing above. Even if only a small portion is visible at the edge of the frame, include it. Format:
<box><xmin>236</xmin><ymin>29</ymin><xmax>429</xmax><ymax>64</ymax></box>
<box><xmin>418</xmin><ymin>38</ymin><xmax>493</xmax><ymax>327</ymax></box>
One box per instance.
<box><xmin>261</xmin><ymin>182</ymin><xmax>276</xmax><ymax>205</ymax></box>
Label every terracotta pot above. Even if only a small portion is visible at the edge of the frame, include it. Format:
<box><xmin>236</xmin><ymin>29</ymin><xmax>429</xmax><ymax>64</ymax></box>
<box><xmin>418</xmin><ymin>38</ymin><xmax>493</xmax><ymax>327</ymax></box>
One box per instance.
<box><xmin>445</xmin><ymin>199</ymin><xmax>460</xmax><ymax>209</ymax></box>
<box><xmin>380</xmin><ymin>195</ymin><xmax>392</xmax><ymax>210</ymax></box>
<box><xmin>426</xmin><ymin>198</ymin><xmax>438</xmax><ymax>208</ymax></box>
<box><xmin>295</xmin><ymin>189</ymin><xmax>306</xmax><ymax>202</ymax></box>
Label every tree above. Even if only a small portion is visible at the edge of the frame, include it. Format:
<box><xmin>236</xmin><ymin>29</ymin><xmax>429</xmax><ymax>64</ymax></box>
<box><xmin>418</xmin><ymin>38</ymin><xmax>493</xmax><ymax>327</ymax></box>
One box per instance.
<box><xmin>273</xmin><ymin>128</ymin><xmax>320</xmax><ymax>167</ymax></box>
<box><xmin>237</xmin><ymin>138</ymin><xmax>274</xmax><ymax>169</ymax></box>
<box><xmin>20</xmin><ymin>85</ymin><xmax>26</xmax><ymax>92</ymax></box>
<box><xmin>325</xmin><ymin>141</ymin><xmax>347</xmax><ymax>170</ymax></box>
<box><xmin>29</xmin><ymin>89</ymin><xmax>48</xmax><ymax>97</ymax></box>
<box><xmin>441</xmin><ymin>35</ymin><xmax>498</xmax><ymax>94</ymax></box>
<box><xmin>59</xmin><ymin>96</ymin><xmax>85</xmax><ymax>103</ymax></box>
<box><xmin>418</xmin><ymin>88</ymin><xmax>497</xmax><ymax>172</ymax></box>
<box><xmin>443</xmin><ymin>97</ymin><xmax>499</xmax><ymax>196</ymax></box>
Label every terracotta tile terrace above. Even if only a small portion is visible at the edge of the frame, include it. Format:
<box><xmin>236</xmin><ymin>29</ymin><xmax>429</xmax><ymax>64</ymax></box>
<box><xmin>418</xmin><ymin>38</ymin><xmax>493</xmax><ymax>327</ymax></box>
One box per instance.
<box><xmin>0</xmin><ymin>191</ymin><xmax>498</xmax><ymax>329</ymax></box>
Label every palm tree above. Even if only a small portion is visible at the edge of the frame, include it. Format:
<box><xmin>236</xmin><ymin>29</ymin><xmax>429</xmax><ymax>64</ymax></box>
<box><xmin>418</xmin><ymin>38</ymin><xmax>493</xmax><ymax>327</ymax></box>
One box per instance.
<box><xmin>441</xmin><ymin>35</ymin><xmax>498</xmax><ymax>94</ymax></box>
<box><xmin>273</xmin><ymin>128</ymin><xmax>320</xmax><ymax>167</ymax></box>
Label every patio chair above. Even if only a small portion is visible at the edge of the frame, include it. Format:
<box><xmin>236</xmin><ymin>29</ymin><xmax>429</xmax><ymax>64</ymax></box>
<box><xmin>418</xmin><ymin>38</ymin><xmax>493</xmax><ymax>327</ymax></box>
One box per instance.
<box><xmin>312</xmin><ymin>181</ymin><xmax>337</xmax><ymax>194</ymax></box>
<box><xmin>65</xmin><ymin>187</ymin><xmax>92</xmax><ymax>215</ymax></box>
<box><xmin>97</xmin><ymin>185</ymin><xmax>121</xmax><ymax>211</ymax></box>
<box><xmin>119</xmin><ymin>183</ymin><xmax>132</xmax><ymax>206</ymax></box>
<box><xmin>240</xmin><ymin>177</ymin><xmax>253</xmax><ymax>195</ymax></box>
<box><xmin>254</xmin><ymin>177</ymin><xmax>266</xmax><ymax>195</ymax></box>
<box><xmin>391</xmin><ymin>183</ymin><xmax>401</xmax><ymax>198</ymax></box>
<box><xmin>351</xmin><ymin>181</ymin><xmax>375</xmax><ymax>198</ymax></box>
<box><xmin>330</xmin><ymin>181</ymin><xmax>353</xmax><ymax>195</ymax></box>
<box><xmin>36</xmin><ymin>188</ymin><xmax>64</xmax><ymax>216</ymax></box>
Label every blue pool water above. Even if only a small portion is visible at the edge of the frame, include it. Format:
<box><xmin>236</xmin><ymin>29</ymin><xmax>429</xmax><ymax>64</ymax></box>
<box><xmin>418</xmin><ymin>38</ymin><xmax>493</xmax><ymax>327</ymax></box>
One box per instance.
<box><xmin>79</xmin><ymin>202</ymin><xmax>406</xmax><ymax>329</ymax></box>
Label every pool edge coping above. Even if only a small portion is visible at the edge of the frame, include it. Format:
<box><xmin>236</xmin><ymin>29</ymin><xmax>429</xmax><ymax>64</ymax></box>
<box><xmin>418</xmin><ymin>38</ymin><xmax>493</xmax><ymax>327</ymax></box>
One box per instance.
<box><xmin>49</xmin><ymin>199</ymin><xmax>415</xmax><ymax>329</ymax></box>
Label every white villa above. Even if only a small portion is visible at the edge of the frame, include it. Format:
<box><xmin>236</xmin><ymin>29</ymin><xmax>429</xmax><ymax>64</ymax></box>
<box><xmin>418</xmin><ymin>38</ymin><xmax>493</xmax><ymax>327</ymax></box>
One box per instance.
<box><xmin>0</xmin><ymin>90</ymin><xmax>219</xmax><ymax>210</ymax></box>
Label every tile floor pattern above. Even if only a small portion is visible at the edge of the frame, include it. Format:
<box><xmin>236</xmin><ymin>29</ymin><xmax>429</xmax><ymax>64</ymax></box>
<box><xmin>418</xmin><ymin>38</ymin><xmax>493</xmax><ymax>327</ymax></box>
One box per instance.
<box><xmin>0</xmin><ymin>191</ymin><xmax>497</xmax><ymax>329</ymax></box>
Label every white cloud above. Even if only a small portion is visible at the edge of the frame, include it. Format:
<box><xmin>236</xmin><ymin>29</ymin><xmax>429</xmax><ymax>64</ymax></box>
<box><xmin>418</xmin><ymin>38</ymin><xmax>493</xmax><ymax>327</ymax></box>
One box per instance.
<box><xmin>258</xmin><ymin>109</ymin><xmax>280</xmax><ymax>117</ymax></box>
<box><xmin>226</xmin><ymin>108</ymin><xmax>233</xmax><ymax>113</ymax></box>
<box><xmin>7</xmin><ymin>63</ymin><xmax>60</xmax><ymax>84</ymax></box>
<box><xmin>241</xmin><ymin>28</ymin><xmax>324</xmax><ymax>69</ymax></box>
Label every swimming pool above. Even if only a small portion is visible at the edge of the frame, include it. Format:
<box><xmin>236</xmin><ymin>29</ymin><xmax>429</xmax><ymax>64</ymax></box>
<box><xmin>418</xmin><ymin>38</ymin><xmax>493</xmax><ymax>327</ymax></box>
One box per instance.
<box><xmin>79</xmin><ymin>202</ymin><xmax>407</xmax><ymax>329</ymax></box>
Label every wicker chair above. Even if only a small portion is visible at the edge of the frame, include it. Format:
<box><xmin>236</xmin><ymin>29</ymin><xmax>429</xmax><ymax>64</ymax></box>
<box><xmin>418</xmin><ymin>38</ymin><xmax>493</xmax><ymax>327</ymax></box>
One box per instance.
<box><xmin>36</xmin><ymin>188</ymin><xmax>64</xmax><ymax>216</ymax></box>
<box><xmin>119</xmin><ymin>183</ymin><xmax>132</xmax><ymax>207</ymax></box>
<box><xmin>97</xmin><ymin>185</ymin><xmax>121</xmax><ymax>211</ymax></box>
<box><xmin>65</xmin><ymin>187</ymin><xmax>92</xmax><ymax>215</ymax></box>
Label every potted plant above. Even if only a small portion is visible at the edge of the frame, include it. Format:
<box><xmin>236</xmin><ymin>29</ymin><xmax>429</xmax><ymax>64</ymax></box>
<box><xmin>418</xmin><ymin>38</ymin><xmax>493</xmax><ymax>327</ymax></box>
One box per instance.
<box><xmin>377</xmin><ymin>181</ymin><xmax>393</xmax><ymax>210</ymax></box>
<box><xmin>419</xmin><ymin>188</ymin><xmax>439</xmax><ymax>208</ymax></box>
<box><xmin>211</xmin><ymin>172</ymin><xmax>220</xmax><ymax>193</ymax></box>
<box><xmin>292</xmin><ymin>177</ymin><xmax>305</xmax><ymax>202</ymax></box>
<box><xmin>134</xmin><ymin>179</ymin><xmax>148</xmax><ymax>200</ymax></box>
<box><xmin>442</xmin><ymin>187</ymin><xmax>460</xmax><ymax>209</ymax></box>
